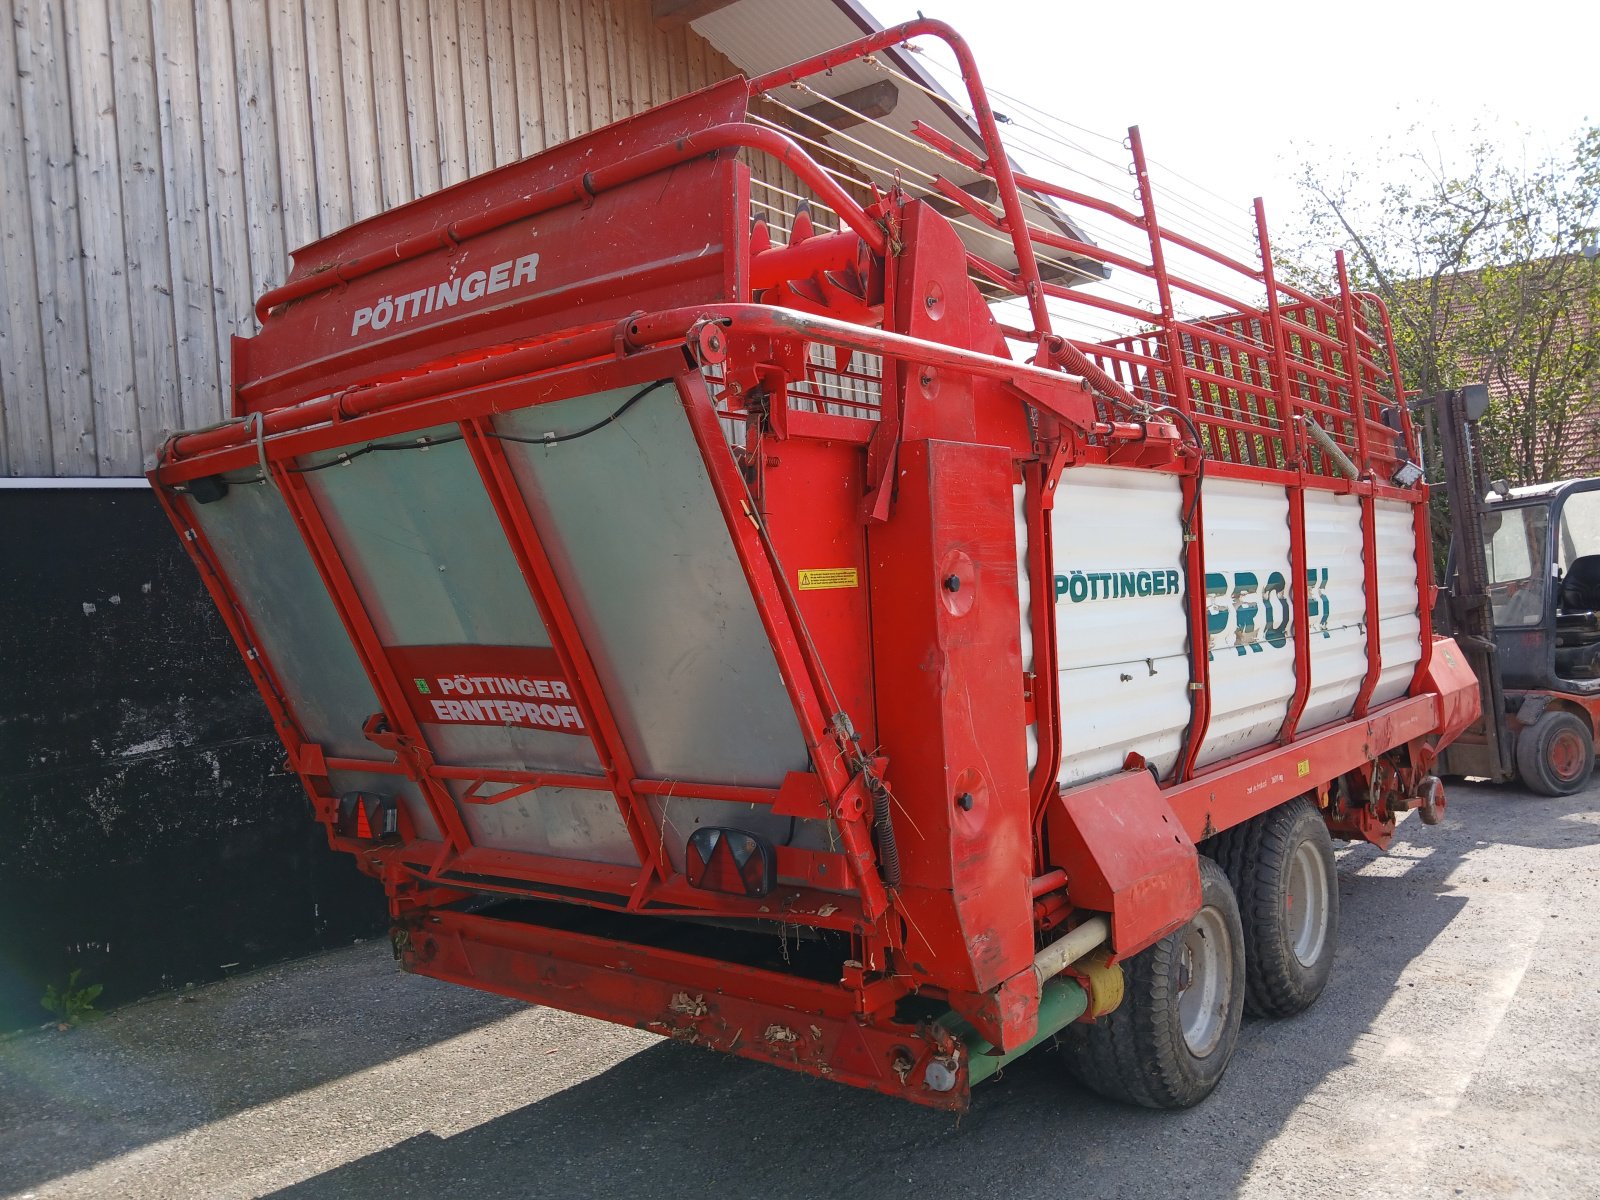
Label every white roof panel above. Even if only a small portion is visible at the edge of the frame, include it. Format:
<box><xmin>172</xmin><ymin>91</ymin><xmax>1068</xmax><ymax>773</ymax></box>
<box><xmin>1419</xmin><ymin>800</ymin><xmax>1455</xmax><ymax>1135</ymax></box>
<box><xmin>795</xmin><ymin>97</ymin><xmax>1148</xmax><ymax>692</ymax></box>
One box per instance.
<box><xmin>690</xmin><ymin>0</ymin><xmax>1104</xmax><ymax>286</ymax></box>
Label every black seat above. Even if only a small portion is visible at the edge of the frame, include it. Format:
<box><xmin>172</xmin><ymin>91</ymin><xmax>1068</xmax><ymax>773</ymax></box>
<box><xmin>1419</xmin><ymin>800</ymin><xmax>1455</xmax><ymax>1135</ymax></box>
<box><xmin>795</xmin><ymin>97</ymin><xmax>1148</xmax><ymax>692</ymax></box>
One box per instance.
<box><xmin>1560</xmin><ymin>555</ymin><xmax>1600</xmax><ymax>612</ymax></box>
<box><xmin>1557</xmin><ymin>555</ymin><xmax>1600</xmax><ymax>677</ymax></box>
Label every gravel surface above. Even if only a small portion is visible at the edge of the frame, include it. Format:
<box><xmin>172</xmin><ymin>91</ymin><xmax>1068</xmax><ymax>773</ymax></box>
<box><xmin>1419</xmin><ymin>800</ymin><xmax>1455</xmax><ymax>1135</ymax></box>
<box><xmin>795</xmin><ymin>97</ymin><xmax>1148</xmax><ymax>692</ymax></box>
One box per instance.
<box><xmin>2</xmin><ymin>778</ymin><xmax>1597</xmax><ymax>1200</ymax></box>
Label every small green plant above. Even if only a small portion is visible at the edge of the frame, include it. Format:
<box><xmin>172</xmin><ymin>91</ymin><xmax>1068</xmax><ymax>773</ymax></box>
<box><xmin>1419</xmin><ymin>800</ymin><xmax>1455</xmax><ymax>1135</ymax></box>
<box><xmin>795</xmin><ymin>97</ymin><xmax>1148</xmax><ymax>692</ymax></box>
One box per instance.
<box><xmin>40</xmin><ymin>970</ymin><xmax>103</xmax><ymax>1029</ymax></box>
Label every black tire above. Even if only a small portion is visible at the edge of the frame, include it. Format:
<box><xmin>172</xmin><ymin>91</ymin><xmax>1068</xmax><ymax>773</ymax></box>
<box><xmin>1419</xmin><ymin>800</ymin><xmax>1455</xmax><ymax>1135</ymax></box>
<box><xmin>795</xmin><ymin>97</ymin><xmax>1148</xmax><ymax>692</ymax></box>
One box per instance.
<box><xmin>1516</xmin><ymin>711</ymin><xmax>1595</xmax><ymax>796</ymax></box>
<box><xmin>1208</xmin><ymin>797</ymin><xmax>1339</xmax><ymax>1018</ymax></box>
<box><xmin>1059</xmin><ymin>856</ymin><xmax>1245</xmax><ymax>1109</ymax></box>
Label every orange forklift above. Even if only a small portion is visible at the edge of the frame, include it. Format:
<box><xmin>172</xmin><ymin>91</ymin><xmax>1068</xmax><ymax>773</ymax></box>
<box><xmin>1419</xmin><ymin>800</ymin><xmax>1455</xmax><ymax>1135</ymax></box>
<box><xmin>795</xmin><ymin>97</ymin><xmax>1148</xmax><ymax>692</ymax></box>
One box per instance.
<box><xmin>1433</xmin><ymin>384</ymin><xmax>1600</xmax><ymax>794</ymax></box>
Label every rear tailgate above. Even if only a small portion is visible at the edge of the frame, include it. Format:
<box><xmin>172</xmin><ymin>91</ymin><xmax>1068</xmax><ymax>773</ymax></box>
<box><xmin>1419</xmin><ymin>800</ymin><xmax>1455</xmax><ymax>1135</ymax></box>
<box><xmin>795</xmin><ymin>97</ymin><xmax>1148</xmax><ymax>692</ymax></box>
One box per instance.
<box><xmin>164</xmin><ymin>364</ymin><xmax>868</xmax><ymax>924</ymax></box>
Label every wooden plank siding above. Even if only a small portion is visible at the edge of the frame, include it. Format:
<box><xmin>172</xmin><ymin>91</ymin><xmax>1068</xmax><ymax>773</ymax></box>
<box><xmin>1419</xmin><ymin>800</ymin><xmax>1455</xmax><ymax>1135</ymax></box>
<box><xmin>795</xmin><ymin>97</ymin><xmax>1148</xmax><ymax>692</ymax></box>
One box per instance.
<box><xmin>0</xmin><ymin>0</ymin><xmax>757</xmax><ymax>478</ymax></box>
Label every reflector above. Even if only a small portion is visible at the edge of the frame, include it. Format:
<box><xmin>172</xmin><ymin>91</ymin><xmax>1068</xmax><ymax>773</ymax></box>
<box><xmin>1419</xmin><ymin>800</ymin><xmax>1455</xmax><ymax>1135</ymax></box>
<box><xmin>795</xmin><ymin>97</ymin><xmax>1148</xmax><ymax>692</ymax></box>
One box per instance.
<box><xmin>685</xmin><ymin>827</ymin><xmax>775</xmax><ymax>898</ymax></box>
<box><xmin>336</xmin><ymin>791</ymin><xmax>398</xmax><ymax>841</ymax></box>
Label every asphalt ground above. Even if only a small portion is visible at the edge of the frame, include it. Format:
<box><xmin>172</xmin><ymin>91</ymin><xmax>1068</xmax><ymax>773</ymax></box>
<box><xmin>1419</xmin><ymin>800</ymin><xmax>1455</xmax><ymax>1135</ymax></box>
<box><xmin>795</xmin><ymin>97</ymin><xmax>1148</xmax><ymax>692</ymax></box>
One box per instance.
<box><xmin>3</xmin><ymin>777</ymin><xmax>1598</xmax><ymax>1200</ymax></box>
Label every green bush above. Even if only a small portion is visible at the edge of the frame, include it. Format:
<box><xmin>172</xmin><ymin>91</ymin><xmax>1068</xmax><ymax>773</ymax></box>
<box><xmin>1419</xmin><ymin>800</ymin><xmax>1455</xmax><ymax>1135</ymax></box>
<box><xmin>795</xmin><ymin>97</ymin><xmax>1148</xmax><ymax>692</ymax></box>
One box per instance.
<box><xmin>40</xmin><ymin>970</ymin><xmax>103</xmax><ymax>1028</ymax></box>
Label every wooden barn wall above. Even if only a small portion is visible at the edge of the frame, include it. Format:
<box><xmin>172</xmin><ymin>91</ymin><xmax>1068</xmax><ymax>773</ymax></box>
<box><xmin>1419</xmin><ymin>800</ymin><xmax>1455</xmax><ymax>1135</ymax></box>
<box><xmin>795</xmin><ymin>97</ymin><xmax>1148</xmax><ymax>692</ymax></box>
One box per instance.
<box><xmin>0</xmin><ymin>0</ymin><xmax>757</xmax><ymax>479</ymax></box>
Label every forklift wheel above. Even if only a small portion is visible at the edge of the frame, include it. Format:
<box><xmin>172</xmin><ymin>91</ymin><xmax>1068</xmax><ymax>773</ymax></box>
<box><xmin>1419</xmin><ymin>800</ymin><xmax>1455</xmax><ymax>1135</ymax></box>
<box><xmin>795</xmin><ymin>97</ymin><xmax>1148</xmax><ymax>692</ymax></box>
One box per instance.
<box><xmin>1515</xmin><ymin>711</ymin><xmax>1595</xmax><ymax>797</ymax></box>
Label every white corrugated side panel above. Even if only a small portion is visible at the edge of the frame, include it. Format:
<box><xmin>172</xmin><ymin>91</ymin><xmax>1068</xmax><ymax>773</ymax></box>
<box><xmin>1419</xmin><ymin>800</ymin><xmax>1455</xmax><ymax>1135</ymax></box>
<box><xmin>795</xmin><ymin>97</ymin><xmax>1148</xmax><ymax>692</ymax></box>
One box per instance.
<box><xmin>1301</xmin><ymin>490</ymin><xmax>1367</xmax><ymax>730</ymax></box>
<box><xmin>1052</xmin><ymin>467</ymin><xmax>1191</xmax><ymax>786</ymax></box>
<box><xmin>1371</xmin><ymin>499</ymin><xmax>1423</xmax><ymax>705</ymax></box>
<box><xmin>1194</xmin><ymin>478</ymin><xmax>1295</xmax><ymax>768</ymax></box>
<box><xmin>1015</xmin><ymin>482</ymin><xmax>1038</xmax><ymax>772</ymax></box>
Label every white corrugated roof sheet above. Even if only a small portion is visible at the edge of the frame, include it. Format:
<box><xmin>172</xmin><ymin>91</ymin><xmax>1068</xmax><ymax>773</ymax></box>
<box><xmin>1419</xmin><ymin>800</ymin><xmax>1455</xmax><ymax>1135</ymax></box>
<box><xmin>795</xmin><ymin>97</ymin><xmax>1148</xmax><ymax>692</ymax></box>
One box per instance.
<box><xmin>690</xmin><ymin>0</ymin><xmax>1104</xmax><ymax>285</ymax></box>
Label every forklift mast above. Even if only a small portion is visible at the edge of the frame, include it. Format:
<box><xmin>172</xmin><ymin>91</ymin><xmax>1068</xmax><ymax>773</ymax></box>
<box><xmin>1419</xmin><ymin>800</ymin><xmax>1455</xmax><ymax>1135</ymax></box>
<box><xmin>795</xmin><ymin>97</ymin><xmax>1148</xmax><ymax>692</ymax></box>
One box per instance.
<box><xmin>1432</xmin><ymin>385</ymin><xmax>1515</xmax><ymax>782</ymax></box>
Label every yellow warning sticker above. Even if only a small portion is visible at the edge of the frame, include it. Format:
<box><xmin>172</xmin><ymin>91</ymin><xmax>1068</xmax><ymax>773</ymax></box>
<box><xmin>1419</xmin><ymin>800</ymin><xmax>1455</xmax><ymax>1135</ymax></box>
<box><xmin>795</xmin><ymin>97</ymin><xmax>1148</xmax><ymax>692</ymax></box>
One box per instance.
<box><xmin>798</xmin><ymin>567</ymin><xmax>859</xmax><ymax>591</ymax></box>
<box><xmin>1297</xmin><ymin>759</ymin><xmax>1311</xmax><ymax>778</ymax></box>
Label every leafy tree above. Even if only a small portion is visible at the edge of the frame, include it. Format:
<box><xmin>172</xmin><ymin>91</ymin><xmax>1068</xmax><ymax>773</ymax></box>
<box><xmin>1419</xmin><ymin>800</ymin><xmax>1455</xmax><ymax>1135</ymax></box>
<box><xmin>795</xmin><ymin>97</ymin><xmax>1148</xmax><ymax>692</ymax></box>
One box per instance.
<box><xmin>1291</xmin><ymin>123</ymin><xmax>1600</xmax><ymax>487</ymax></box>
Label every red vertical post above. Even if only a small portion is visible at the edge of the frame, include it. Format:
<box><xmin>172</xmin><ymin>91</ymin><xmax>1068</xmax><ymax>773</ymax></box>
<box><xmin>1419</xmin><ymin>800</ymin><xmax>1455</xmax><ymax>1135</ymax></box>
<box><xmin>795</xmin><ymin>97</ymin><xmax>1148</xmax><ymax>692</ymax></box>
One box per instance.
<box><xmin>1131</xmin><ymin>126</ymin><xmax>1212</xmax><ymax>782</ymax></box>
<box><xmin>1352</xmin><ymin>489</ymin><xmax>1383</xmax><ymax>721</ymax></box>
<box><xmin>272</xmin><ymin>468</ymin><xmax>477</xmax><ymax>858</ymax></box>
<box><xmin>1025</xmin><ymin>464</ymin><xmax>1064</xmax><ymax>855</ymax></box>
<box><xmin>1408</xmin><ymin>494</ymin><xmax>1437</xmax><ymax>694</ymax></box>
<box><xmin>1258</xmin><ymin>200</ymin><xmax>1313</xmax><ymax>744</ymax></box>
<box><xmin>458</xmin><ymin>416</ymin><xmax>669</xmax><ymax>895</ymax></box>
<box><xmin>1336</xmin><ymin>254</ymin><xmax>1384</xmax><ymax>717</ymax></box>
<box><xmin>1172</xmin><ymin>470</ymin><xmax>1212</xmax><ymax>783</ymax></box>
<box><xmin>1254</xmin><ymin>201</ymin><xmax>1302</xmax><ymax>467</ymax></box>
<box><xmin>1334</xmin><ymin>252</ymin><xmax>1374</xmax><ymax>471</ymax></box>
<box><xmin>866</xmin><ymin>440</ymin><xmax>1037</xmax><ymax>1012</ymax></box>
<box><xmin>1359</xmin><ymin>290</ymin><xmax>1436</xmax><ymax>694</ymax></box>
<box><xmin>673</xmin><ymin>374</ymin><xmax>891</xmax><ymax>922</ymax></box>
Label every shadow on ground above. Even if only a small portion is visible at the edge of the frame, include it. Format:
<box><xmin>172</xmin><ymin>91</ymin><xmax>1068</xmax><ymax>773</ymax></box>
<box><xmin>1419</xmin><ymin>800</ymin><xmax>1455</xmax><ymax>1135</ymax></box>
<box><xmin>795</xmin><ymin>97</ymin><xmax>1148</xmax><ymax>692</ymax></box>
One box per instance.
<box><xmin>265</xmin><ymin>783</ymin><xmax>1597</xmax><ymax>1200</ymax></box>
<box><xmin>0</xmin><ymin>947</ymin><xmax>521</xmax><ymax>1196</ymax></box>
<box><xmin>5</xmin><ymin>783</ymin><xmax>1596</xmax><ymax>1200</ymax></box>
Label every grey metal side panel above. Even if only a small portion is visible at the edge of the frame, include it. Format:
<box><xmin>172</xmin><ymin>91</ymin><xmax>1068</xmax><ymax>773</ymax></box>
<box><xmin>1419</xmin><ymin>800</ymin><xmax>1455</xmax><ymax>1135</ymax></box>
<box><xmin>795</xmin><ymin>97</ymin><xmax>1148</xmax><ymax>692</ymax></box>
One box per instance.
<box><xmin>450</xmin><ymin>781</ymin><xmax>637</xmax><ymax>865</ymax></box>
<box><xmin>186</xmin><ymin>482</ymin><xmax>380</xmax><ymax>759</ymax></box>
<box><xmin>495</xmin><ymin>384</ymin><xmax>809</xmax><ymax>788</ymax></box>
<box><xmin>305</xmin><ymin>428</ymin><xmax>602</xmax><ymax>776</ymax></box>
<box><xmin>301</xmin><ymin>427</ymin><xmax>549</xmax><ymax>647</ymax></box>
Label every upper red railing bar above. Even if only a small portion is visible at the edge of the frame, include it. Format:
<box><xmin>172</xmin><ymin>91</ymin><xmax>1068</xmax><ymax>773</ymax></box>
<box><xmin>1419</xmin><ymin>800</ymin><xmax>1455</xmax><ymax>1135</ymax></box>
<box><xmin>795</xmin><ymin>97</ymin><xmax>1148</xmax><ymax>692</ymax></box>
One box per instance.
<box><xmin>1083</xmin><ymin>340</ymin><xmax>1168</xmax><ymax>374</ymax></box>
<box><xmin>1273</xmin><ymin>286</ymin><xmax>1343</xmax><ymax>326</ymax></box>
<box><xmin>912</xmin><ymin>119</ymin><xmax>1142</xmax><ymax>232</ymax></box>
<box><xmin>1170</xmin><ymin>319</ymin><xmax>1282</xmax><ymax>370</ymax></box>
<box><xmin>1163</xmin><ymin>274</ymin><xmax>1269</xmax><ymax>325</ymax></box>
<box><xmin>1157</xmin><ymin>225</ymin><xmax>1263</xmax><ymax>283</ymax></box>
<box><xmin>1355</xmin><ymin>291</ymin><xmax>1420</xmax><ymax>452</ymax></box>
<box><xmin>168</xmin><ymin>322</ymin><xmax>628</xmax><ymax>462</ymax></box>
<box><xmin>1036</xmin><ymin>277</ymin><xmax>1158</xmax><ymax>324</ymax></box>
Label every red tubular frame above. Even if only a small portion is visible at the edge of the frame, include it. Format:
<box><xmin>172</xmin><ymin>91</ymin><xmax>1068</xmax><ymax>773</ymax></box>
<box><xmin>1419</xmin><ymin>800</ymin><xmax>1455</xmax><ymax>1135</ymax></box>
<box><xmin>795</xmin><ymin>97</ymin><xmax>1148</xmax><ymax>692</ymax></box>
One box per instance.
<box><xmin>164</xmin><ymin>302</ymin><xmax>1104</xmax><ymax>470</ymax></box>
<box><xmin>1259</xmin><ymin>199</ymin><xmax>1313</xmax><ymax>742</ymax></box>
<box><xmin>1126</xmin><ymin>128</ymin><xmax>1211</xmax><ymax>784</ymax></box>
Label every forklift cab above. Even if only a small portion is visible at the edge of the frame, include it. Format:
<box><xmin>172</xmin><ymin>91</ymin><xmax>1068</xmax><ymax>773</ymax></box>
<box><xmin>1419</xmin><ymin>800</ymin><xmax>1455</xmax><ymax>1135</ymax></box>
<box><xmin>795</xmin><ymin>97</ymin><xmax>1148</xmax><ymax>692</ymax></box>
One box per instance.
<box><xmin>1430</xmin><ymin>384</ymin><xmax>1599</xmax><ymax>794</ymax></box>
<box><xmin>1482</xmin><ymin>479</ymin><xmax>1600</xmax><ymax>691</ymax></box>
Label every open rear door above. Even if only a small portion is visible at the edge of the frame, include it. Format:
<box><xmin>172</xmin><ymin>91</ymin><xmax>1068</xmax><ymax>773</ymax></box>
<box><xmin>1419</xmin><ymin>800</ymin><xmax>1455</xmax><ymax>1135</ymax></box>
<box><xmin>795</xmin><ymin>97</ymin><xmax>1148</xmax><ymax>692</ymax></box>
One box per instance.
<box><xmin>162</xmin><ymin>363</ymin><xmax>870</xmax><ymax>924</ymax></box>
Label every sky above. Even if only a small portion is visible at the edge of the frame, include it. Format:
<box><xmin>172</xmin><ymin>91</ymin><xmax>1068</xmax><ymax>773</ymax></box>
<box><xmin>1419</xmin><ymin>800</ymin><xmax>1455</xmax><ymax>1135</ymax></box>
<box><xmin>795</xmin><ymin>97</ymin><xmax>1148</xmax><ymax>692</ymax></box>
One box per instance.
<box><xmin>864</xmin><ymin>0</ymin><xmax>1596</xmax><ymax>231</ymax></box>
<box><xmin>843</xmin><ymin>0</ymin><xmax>1595</xmax><ymax>339</ymax></box>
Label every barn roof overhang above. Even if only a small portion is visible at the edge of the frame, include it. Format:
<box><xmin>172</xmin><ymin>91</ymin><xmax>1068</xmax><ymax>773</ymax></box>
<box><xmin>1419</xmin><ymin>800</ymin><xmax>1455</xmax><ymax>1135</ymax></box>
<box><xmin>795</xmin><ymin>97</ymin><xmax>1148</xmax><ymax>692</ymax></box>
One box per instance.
<box><xmin>677</xmin><ymin>0</ymin><xmax>1110</xmax><ymax>288</ymax></box>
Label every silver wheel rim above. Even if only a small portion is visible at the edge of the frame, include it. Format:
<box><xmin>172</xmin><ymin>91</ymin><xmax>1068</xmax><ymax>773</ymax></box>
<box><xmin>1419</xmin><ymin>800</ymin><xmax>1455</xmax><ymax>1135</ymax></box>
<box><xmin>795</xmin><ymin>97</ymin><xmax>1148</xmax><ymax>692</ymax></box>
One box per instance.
<box><xmin>1286</xmin><ymin>840</ymin><xmax>1330</xmax><ymax>967</ymax></box>
<box><xmin>1176</xmin><ymin>906</ymin><xmax>1231</xmax><ymax>1058</ymax></box>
